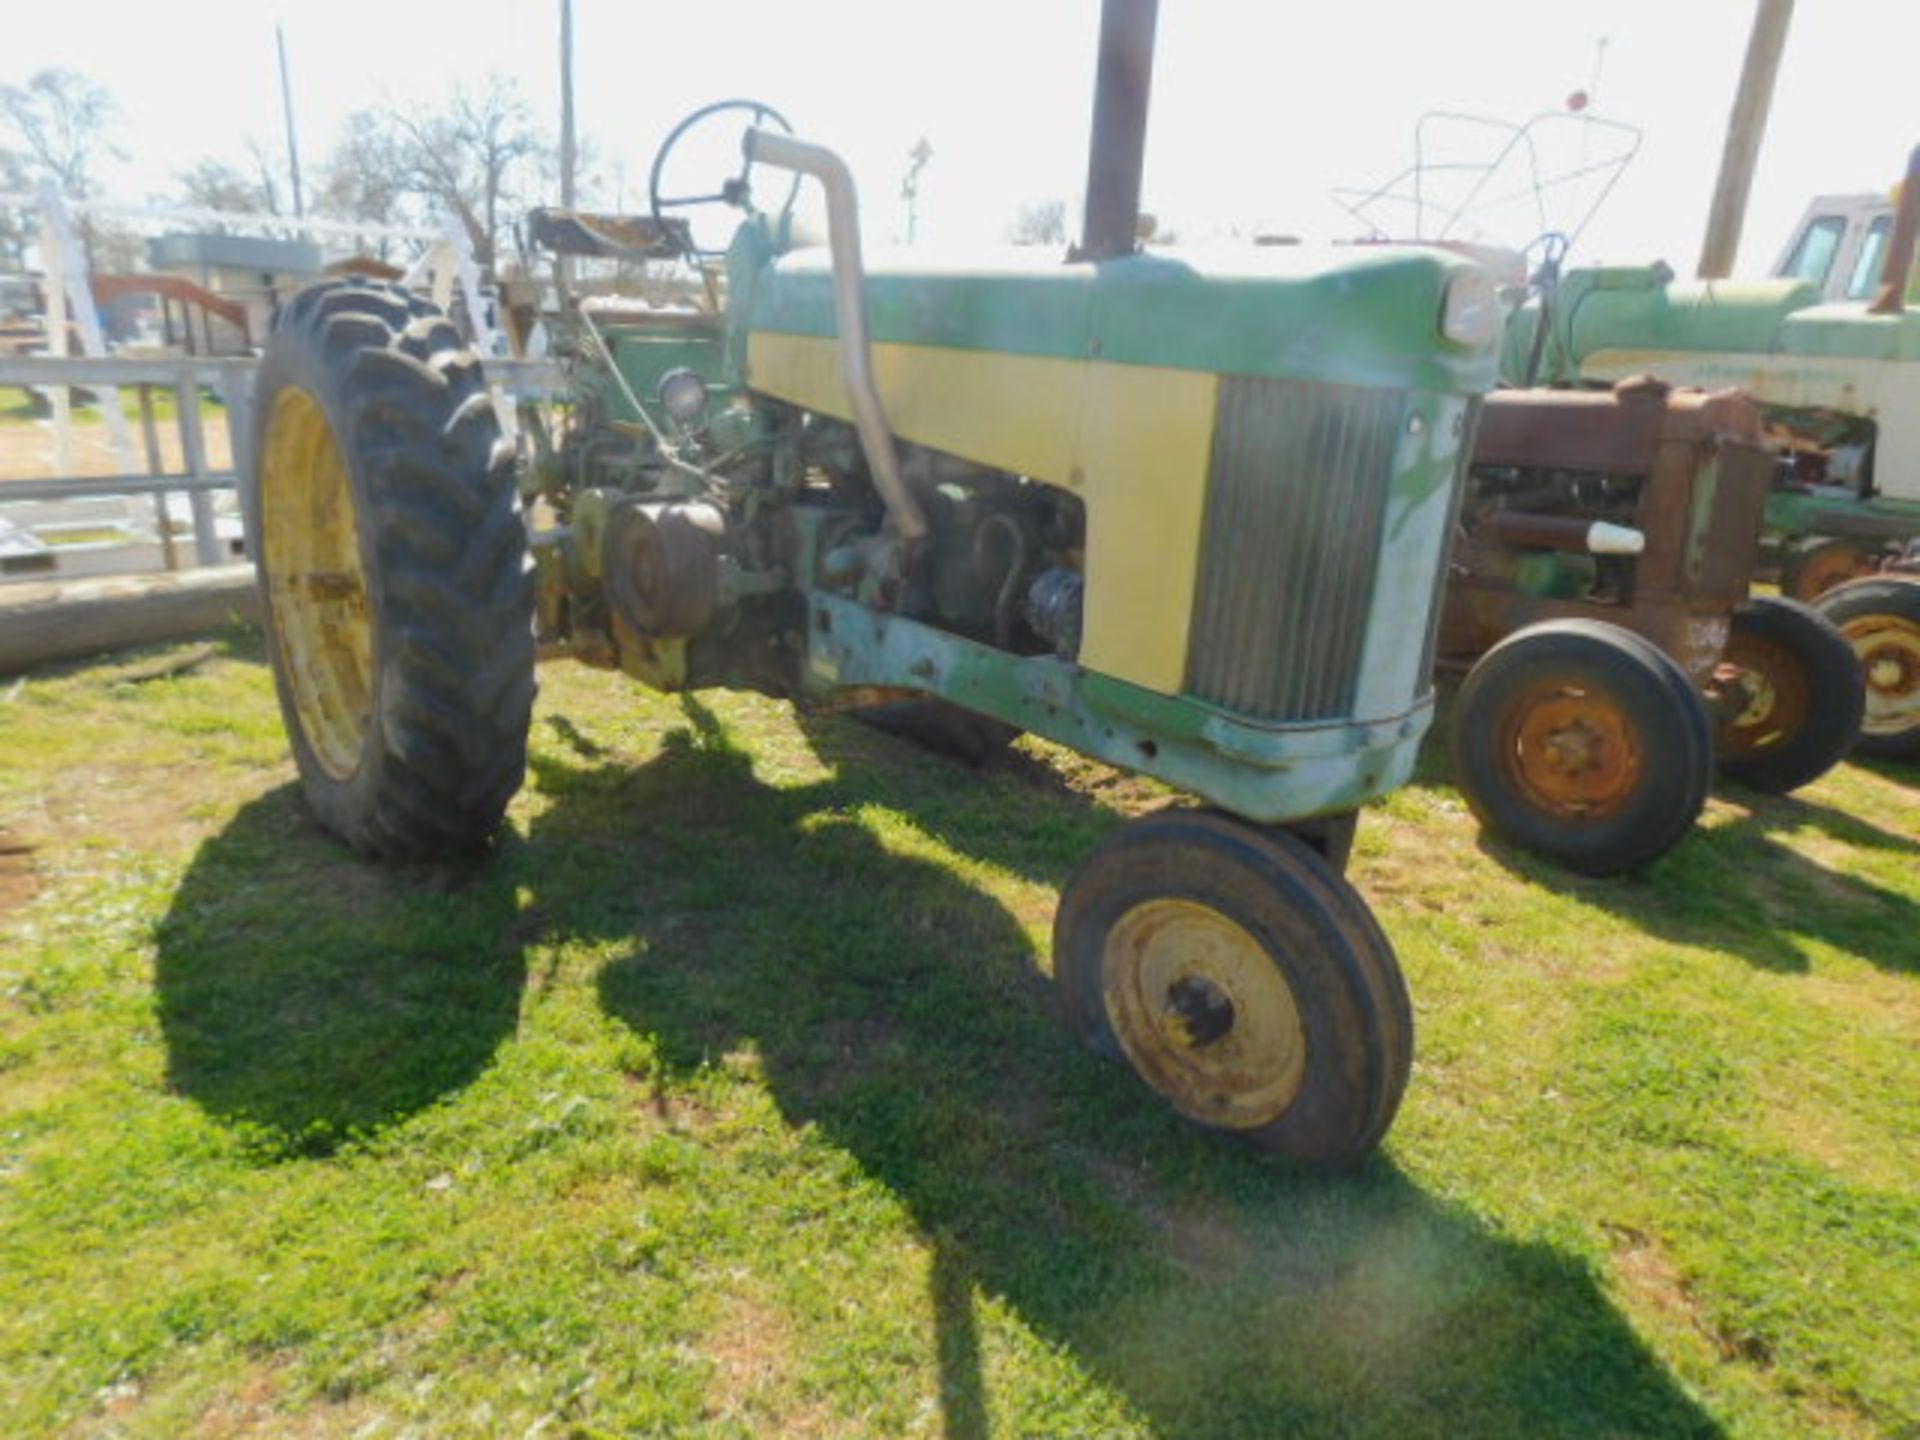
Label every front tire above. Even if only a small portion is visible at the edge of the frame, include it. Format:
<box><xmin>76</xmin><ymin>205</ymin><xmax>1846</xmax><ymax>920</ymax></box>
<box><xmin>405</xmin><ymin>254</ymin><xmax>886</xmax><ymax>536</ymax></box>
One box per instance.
<box><xmin>1814</xmin><ymin>577</ymin><xmax>1920</xmax><ymax>760</ymax></box>
<box><xmin>1709</xmin><ymin>595</ymin><xmax>1862</xmax><ymax>792</ymax></box>
<box><xmin>249</xmin><ymin>279</ymin><xmax>537</xmax><ymax>857</ymax></box>
<box><xmin>1451</xmin><ymin>619</ymin><xmax>1711</xmax><ymax>875</ymax></box>
<box><xmin>1053</xmin><ymin>811</ymin><xmax>1411</xmax><ymax>1169</ymax></box>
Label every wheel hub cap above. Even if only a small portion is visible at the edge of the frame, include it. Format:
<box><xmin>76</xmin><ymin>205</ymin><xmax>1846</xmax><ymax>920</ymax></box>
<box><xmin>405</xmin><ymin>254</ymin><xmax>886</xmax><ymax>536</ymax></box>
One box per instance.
<box><xmin>1102</xmin><ymin>897</ymin><xmax>1306</xmax><ymax>1129</ymax></box>
<box><xmin>261</xmin><ymin>387</ymin><xmax>373</xmax><ymax>780</ymax></box>
<box><xmin>1500</xmin><ymin>683</ymin><xmax>1643</xmax><ymax>818</ymax></box>
<box><xmin>1843</xmin><ymin>614</ymin><xmax>1920</xmax><ymax>737</ymax></box>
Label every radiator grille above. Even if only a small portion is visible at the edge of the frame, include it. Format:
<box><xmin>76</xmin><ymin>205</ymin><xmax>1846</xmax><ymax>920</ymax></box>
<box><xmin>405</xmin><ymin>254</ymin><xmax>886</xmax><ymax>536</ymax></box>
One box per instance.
<box><xmin>1416</xmin><ymin>397</ymin><xmax>1482</xmax><ymax>687</ymax></box>
<box><xmin>1186</xmin><ymin>378</ymin><xmax>1406</xmax><ymax>722</ymax></box>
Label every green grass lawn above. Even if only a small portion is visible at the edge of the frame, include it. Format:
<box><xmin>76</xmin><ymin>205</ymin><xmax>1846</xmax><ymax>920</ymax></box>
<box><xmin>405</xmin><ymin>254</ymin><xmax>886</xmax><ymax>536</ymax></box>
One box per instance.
<box><xmin>1</xmin><ymin>635</ymin><xmax>1914</xmax><ymax>1438</ymax></box>
<box><xmin>0</xmin><ymin>386</ymin><xmax>226</xmax><ymax>427</ymax></box>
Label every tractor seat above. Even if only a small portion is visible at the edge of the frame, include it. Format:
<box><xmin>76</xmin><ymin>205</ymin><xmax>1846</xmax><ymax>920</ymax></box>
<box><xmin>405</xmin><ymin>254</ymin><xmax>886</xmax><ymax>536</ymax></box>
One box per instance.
<box><xmin>528</xmin><ymin>208</ymin><xmax>692</xmax><ymax>263</ymax></box>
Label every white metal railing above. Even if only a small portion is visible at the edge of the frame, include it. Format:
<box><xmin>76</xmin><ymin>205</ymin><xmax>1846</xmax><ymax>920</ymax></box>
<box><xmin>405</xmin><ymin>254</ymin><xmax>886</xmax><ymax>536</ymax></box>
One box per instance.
<box><xmin>1</xmin><ymin>354</ymin><xmax>562</xmax><ymax>581</ymax></box>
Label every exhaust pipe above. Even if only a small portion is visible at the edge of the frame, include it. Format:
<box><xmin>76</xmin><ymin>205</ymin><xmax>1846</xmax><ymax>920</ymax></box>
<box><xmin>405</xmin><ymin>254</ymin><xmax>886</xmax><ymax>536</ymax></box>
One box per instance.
<box><xmin>1076</xmin><ymin>0</ymin><xmax>1160</xmax><ymax>262</ymax></box>
<box><xmin>1869</xmin><ymin>144</ymin><xmax>1920</xmax><ymax>316</ymax></box>
<box><xmin>744</xmin><ymin>129</ymin><xmax>927</xmax><ymax>547</ymax></box>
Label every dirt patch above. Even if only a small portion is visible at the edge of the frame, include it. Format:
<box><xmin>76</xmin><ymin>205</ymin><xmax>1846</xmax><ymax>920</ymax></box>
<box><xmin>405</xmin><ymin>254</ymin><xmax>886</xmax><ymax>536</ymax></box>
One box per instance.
<box><xmin>36</xmin><ymin>761</ymin><xmax>238</xmax><ymax>860</ymax></box>
<box><xmin>0</xmin><ymin>826</ymin><xmax>39</xmax><ymax>913</ymax></box>
<box><xmin>704</xmin><ymin>1285</ymin><xmax>834</xmax><ymax>1436</ymax></box>
<box><xmin>0</xmin><ymin>413</ymin><xmax>233</xmax><ymax>481</ymax></box>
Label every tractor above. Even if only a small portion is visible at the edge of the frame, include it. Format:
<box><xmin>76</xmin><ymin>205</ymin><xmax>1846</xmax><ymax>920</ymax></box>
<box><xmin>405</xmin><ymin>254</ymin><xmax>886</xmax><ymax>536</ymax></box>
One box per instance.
<box><xmin>1515</xmin><ymin>144</ymin><xmax>1920</xmax><ymax>759</ymax></box>
<box><xmin>243</xmin><ymin>0</ymin><xmax>1504</xmax><ymax>1168</ymax></box>
<box><xmin>1441</xmin><ymin>379</ymin><xmax>1862</xmax><ymax>875</ymax></box>
<box><xmin>1338</xmin><ymin>110</ymin><xmax>1865</xmax><ymax>873</ymax></box>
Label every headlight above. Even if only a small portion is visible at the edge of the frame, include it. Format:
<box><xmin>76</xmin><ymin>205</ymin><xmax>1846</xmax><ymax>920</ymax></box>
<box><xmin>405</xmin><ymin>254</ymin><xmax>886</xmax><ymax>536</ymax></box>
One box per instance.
<box><xmin>1440</xmin><ymin>271</ymin><xmax>1501</xmax><ymax>348</ymax></box>
<box><xmin>658</xmin><ymin>368</ymin><xmax>709</xmax><ymax>425</ymax></box>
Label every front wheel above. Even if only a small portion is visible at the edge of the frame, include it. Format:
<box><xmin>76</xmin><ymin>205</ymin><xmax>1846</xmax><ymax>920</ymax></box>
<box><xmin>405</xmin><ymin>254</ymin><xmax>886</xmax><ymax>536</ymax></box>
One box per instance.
<box><xmin>1708</xmin><ymin>595</ymin><xmax>1862</xmax><ymax>792</ymax></box>
<box><xmin>1053</xmin><ymin>811</ymin><xmax>1411</xmax><ymax>1169</ymax></box>
<box><xmin>1814</xmin><ymin>577</ymin><xmax>1920</xmax><ymax>760</ymax></box>
<box><xmin>1451</xmin><ymin>619</ymin><xmax>1711</xmax><ymax>875</ymax></box>
<box><xmin>250</xmin><ymin>278</ymin><xmax>537</xmax><ymax>857</ymax></box>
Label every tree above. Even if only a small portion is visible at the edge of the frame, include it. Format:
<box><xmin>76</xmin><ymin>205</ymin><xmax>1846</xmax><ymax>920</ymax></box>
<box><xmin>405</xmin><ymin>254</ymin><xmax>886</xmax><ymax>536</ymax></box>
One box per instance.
<box><xmin>382</xmin><ymin>76</ymin><xmax>550</xmax><ymax>274</ymax></box>
<box><xmin>176</xmin><ymin>157</ymin><xmax>275</xmax><ymax>216</ymax></box>
<box><xmin>314</xmin><ymin>112</ymin><xmax>413</xmax><ymax>242</ymax></box>
<box><xmin>0</xmin><ymin>148</ymin><xmax>32</xmax><ymax>271</ymax></box>
<box><xmin>0</xmin><ymin>69</ymin><xmax>122</xmax><ymax>199</ymax></box>
<box><xmin>1008</xmin><ymin>198</ymin><xmax>1067</xmax><ymax>246</ymax></box>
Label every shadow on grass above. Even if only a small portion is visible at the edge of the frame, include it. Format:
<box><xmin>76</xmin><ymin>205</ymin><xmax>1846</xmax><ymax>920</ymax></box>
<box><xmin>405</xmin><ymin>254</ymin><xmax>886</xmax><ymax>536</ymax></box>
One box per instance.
<box><xmin>148</xmin><ymin>696</ymin><xmax>1721</xmax><ymax>1436</ymax></box>
<box><xmin>1459</xmin><ymin>779</ymin><xmax>1920</xmax><ymax>977</ymax></box>
<box><xmin>153</xmin><ymin>788</ymin><xmax>528</xmax><ymax>1158</ymax></box>
<box><xmin>565</xmin><ymin>709</ymin><xmax>1721</xmax><ymax>1440</ymax></box>
<box><xmin>1425</xmin><ymin>671</ymin><xmax>1918</xmax><ymax>976</ymax></box>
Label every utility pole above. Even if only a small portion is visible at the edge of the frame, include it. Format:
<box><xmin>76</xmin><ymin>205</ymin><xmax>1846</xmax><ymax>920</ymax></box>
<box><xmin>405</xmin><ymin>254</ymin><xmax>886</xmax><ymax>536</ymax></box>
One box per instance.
<box><xmin>559</xmin><ymin>0</ymin><xmax>577</xmax><ymax>212</ymax></box>
<box><xmin>1697</xmin><ymin>0</ymin><xmax>1794</xmax><ymax>279</ymax></box>
<box><xmin>277</xmin><ymin>24</ymin><xmax>305</xmax><ymax>219</ymax></box>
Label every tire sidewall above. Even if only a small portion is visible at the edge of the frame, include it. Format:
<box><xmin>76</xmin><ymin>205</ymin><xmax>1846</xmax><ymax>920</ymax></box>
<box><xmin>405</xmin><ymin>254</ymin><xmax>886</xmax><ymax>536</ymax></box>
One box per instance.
<box><xmin>1714</xmin><ymin>595</ymin><xmax>1863</xmax><ymax>791</ymax></box>
<box><xmin>249</xmin><ymin>290</ymin><xmax>422</xmax><ymax>849</ymax></box>
<box><xmin>1055</xmin><ymin>815</ymin><xmax>1399</xmax><ymax>1165</ymax></box>
<box><xmin>1452</xmin><ymin>621</ymin><xmax>1709</xmax><ymax>874</ymax></box>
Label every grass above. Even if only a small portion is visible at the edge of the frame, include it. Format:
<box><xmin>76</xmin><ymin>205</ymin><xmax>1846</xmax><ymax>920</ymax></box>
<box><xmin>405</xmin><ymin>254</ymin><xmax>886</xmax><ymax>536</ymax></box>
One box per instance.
<box><xmin>0</xmin><ymin>386</ymin><xmax>227</xmax><ymax>427</ymax></box>
<box><xmin>0</xmin><ymin>633</ymin><xmax>1915</xmax><ymax>1438</ymax></box>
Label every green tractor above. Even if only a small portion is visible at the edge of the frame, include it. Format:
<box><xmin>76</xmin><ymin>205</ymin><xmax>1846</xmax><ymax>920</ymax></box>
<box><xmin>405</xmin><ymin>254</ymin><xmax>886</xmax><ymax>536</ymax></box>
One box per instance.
<box><xmin>245</xmin><ymin>0</ymin><xmax>1505</xmax><ymax>1167</ymax></box>
<box><xmin>1515</xmin><ymin>145</ymin><xmax>1920</xmax><ymax>758</ymax></box>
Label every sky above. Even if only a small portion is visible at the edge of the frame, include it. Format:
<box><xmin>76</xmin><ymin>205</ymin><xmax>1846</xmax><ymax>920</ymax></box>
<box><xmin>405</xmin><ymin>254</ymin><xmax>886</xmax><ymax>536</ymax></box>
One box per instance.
<box><xmin>6</xmin><ymin>0</ymin><xmax>1919</xmax><ymax>274</ymax></box>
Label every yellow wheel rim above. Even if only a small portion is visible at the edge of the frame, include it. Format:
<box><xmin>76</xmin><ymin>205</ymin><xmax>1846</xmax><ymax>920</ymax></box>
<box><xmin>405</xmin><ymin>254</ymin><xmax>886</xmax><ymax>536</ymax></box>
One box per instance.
<box><xmin>1102</xmin><ymin>898</ymin><xmax>1307</xmax><ymax>1130</ymax></box>
<box><xmin>1840</xmin><ymin>613</ymin><xmax>1920</xmax><ymax>740</ymax></box>
<box><xmin>261</xmin><ymin>387</ymin><xmax>374</xmax><ymax>780</ymax></box>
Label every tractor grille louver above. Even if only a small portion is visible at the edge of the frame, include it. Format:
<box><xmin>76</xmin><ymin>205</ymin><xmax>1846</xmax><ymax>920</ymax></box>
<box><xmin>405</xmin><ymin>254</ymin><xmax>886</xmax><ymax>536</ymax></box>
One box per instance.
<box><xmin>1186</xmin><ymin>377</ymin><xmax>1407</xmax><ymax>723</ymax></box>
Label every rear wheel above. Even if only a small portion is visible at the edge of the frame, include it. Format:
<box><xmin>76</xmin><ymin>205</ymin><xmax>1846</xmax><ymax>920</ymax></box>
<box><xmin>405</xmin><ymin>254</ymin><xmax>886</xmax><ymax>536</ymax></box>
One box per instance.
<box><xmin>1708</xmin><ymin>595</ymin><xmax>1863</xmax><ymax>792</ymax></box>
<box><xmin>1053</xmin><ymin>811</ymin><xmax>1411</xmax><ymax>1169</ymax></box>
<box><xmin>250</xmin><ymin>278</ymin><xmax>537</xmax><ymax>857</ymax></box>
<box><xmin>1451</xmin><ymin>619</ymin><xmax>1711</xmax><ymax>875</ymax></box>
<box><xmin>1815</xmin><ymin>577</ymin><xmax>1920</xmax><ymax>760</ymax></box>
<box><xmin>1781</xmin><ymin>537</ymin><xmax>1880</xmax><ymax>601</ymax></box>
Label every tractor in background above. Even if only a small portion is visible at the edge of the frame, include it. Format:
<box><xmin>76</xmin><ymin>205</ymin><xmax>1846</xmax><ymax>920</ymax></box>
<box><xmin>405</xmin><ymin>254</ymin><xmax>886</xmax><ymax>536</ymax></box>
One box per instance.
<box><xmin>244</xmin><ymin>0</ymin><xmax>1507</xmax><ymax>1168</ymax></box>
<box><xmin>1442</xmin><ymin>379</ymin><xmax>1861</xmax><ymax>875</ymax></box>
<box><xmin>1341</xmin><ymin>110</ymin><xmax>1866</xmax><ymax>873</ymax></box>
<box><xmin>1515</xmin><ymin>144</ymin><xmax>1920</xmax><ymax>759</ymax></box>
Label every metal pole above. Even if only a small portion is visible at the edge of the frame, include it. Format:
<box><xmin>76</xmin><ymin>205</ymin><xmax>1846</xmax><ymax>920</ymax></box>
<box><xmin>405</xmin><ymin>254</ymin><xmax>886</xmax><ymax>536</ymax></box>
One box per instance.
<box><xmin>176</xmin><ymin>379</ymin><xmax>222</xmax><ymax>568</ymax></box>
<box><xmin>137</xmin><ymin>384</ymin><xmax>180</xmax><ymax>572</ymax></box>
<box><xmin>559</xmin><ymin>0</ymin><xmax>576</xmax><ymax>211</ymax></box>
<box><xmin>1076</xmin><ymin>0</ymin><xmax>1159</xmax><ymax>262</ymax></box>
<box><xmin>278</xmin><ymin>25</ymin><xmax>306</xmax><ymax>220</ymax></box>
<box><xmin>1697</xmin><ymin>0</ymin><xmax>1795</xmax><ymax>279</ymax></box>
<box><xmin>557</xmin><ymin>0</ymin><xmax>577</xmax><ymax>300</ymax></box>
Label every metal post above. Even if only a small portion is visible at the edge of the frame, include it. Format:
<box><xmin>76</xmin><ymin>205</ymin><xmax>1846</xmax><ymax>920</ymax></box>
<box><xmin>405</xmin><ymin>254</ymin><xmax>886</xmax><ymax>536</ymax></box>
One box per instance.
<box><xmin>278</xmin><ymin>25</ymin><xmax>306</xmax><ymax>220</ymax></box>
<box><xmin>557</xmin><ymin>0</ymin><xmax>576</xmax><ymax>300</ymax></box>
<box><xmin>1076</xmin><ymin>0</ymin><xmax>1159</xmax><ymax>262</ymax></box>
<box><xmin>176</xmin><ymin>377</ymin><xmax>222</xmax><ymax>567</ymax></box>
<box><xmin>218</xmin><ymin>360</ymin><xmax>257</xmax><ymax>556</ymax></box>
<box><xmin>136</xmin><ymin>383</ymin><xmax>179</xmax><ymax>572</ymax></box>
<box><xmin>1697</xmin><ymin>0</ymin><xmax>1795</xmax><ymax>279</ymax></box>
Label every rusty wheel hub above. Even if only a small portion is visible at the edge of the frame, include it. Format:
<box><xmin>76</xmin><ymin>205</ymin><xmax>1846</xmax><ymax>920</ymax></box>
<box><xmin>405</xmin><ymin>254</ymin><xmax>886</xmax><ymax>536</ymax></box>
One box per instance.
<box><xmin>1709</xmin><ymin>630</ymin><xmax>1808</xmax><ymax>760</ymax></box>
<box><xmin>1499</xmin><ymin>682</ymin><xmax>1643</xmax><ymax>818</ymax></box>
<box><xmin>1843</xmin><ymin>613</ymin><xmax>1920</xmax><ymax>739</ymax></box>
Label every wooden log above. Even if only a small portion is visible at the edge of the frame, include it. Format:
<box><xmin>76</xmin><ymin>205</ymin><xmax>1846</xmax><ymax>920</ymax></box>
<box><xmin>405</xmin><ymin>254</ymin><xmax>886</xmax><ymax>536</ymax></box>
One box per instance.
<box><xmin>0</xmin><ymin>564</ymin><xmax>260</xmax><ymax>676</ymax></box>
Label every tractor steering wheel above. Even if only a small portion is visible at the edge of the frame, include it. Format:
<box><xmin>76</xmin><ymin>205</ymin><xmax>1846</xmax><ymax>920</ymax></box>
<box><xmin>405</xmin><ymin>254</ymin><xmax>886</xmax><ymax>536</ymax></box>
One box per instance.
<box><xmin>648</xmin><ymin>98</ymin><xmax>799</xmax><ymax>260</ymax></box>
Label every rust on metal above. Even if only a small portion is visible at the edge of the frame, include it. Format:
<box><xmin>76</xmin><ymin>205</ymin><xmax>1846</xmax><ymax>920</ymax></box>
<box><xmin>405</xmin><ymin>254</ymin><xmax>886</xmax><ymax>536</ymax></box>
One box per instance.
<box><xmin>1496</xmin><ymin>678</ymin><xmax>1645</xmax><ymax>819</ymax></box>
<box><xmin>1441</xmin><ymin>379</ymin><xmax>1773</xmax><ymax>685</ymax></box>
<box><xmin>1707</xmin><ymin>626</ymin><xmax>1812</xmax><ymax>759</ymax></box>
